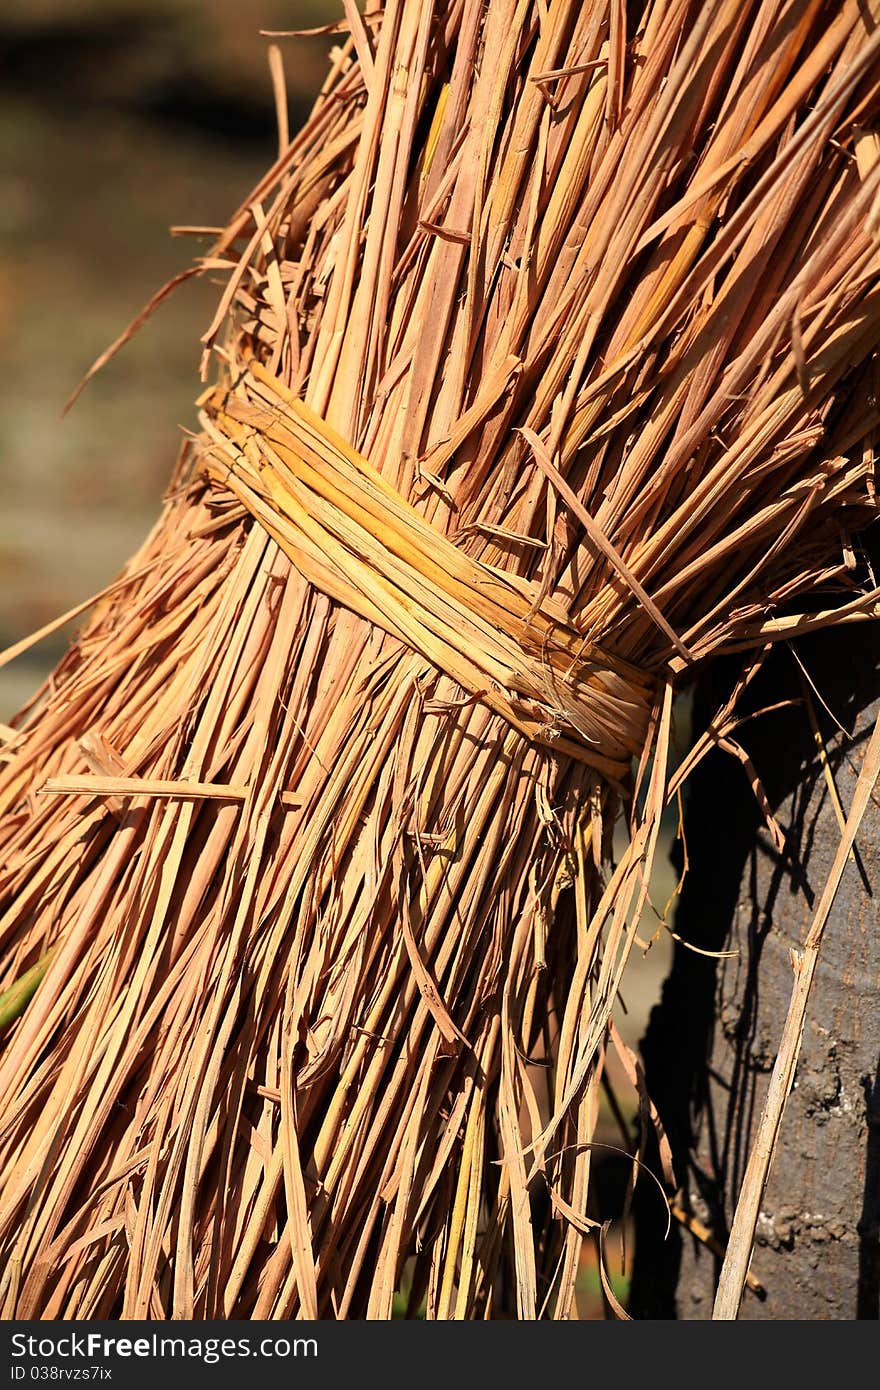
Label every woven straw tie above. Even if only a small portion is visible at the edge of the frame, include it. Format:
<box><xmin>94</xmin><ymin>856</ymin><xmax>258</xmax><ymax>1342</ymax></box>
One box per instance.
<box><xmin>200</xmin><ymin>359</ymin><xmax>655</xmax><ymax>782</ymax></box>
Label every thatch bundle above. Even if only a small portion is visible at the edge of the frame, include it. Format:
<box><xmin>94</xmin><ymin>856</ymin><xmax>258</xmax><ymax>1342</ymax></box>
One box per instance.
<box><xmin>1</xmin><ymin>0</ymin><xmax>880</xmax><ymax>1319</ymax></box>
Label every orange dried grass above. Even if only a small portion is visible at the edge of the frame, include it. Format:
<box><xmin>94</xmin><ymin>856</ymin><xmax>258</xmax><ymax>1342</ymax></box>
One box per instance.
<box><xmin>1</xmin><ymin>0</ymin><xmax>880</xmax><ymax>1319</ymax></box>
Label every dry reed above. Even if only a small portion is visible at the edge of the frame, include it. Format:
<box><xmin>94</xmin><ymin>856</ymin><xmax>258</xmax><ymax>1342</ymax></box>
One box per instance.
<box><xmin>1</xmin><ymin>0</ymin><xmax>880</xmax><ymax>1319</ymax></box>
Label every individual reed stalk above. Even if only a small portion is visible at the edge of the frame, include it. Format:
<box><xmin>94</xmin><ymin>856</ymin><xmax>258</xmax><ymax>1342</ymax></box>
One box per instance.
<box><xmin>1</xmin><ymin>0</ymin><xmax>879</xmax><ymax>1319</ymax></box>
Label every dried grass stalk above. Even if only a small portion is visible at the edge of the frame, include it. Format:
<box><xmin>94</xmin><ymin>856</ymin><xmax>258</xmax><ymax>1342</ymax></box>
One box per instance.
<box><xmin>1</xmin><ymin>0</ymin><xmax>880</xmax><ymax>1319</ymax></box>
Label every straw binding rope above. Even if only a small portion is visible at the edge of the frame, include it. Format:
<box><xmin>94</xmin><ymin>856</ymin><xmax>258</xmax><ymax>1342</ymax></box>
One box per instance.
<box><xmin>201</xmin><ymin>357</ymin><xmax>659</xmax><ymax>782</ymax></box>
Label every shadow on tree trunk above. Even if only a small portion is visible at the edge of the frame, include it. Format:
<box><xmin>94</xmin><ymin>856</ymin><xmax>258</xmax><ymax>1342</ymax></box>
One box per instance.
<box><xmin>631</xmin><ymin>624</ymin><xmax>880</xmax><ymax>1319</ymax></box>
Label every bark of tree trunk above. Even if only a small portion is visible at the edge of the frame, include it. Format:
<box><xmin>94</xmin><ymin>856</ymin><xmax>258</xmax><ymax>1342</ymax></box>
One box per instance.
<box><xmin>631</xmin><ymin>627</ymin><xmax>880</xmax><ymax>1319</ymax></box>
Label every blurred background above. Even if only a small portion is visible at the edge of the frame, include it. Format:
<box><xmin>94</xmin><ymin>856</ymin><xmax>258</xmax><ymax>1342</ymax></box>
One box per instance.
<box><xmin>0</xmin><ymin>0</ymin><xmax>336</xmax><ymax>717</ymax></box>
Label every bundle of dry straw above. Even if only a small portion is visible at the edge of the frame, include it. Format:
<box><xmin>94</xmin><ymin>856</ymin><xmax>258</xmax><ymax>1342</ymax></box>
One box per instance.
<box><xmin>2</xmin><ymin>0</ymin><xmax>880</xmax><ymax>1320</ymax></box>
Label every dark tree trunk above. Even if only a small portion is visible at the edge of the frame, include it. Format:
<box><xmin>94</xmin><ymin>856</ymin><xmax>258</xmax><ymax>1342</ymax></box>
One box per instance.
<box><xmin>631</xmin><ymin>627</ymin><xmax>880</xmax><ymax>1319</ymax></box>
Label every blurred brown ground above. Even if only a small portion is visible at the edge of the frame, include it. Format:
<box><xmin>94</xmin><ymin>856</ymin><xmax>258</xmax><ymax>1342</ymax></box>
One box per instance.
<box><xmin>0</xmin><ymin>0</ymin><xmax>334</xmax><ymax>712</ymax></box>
